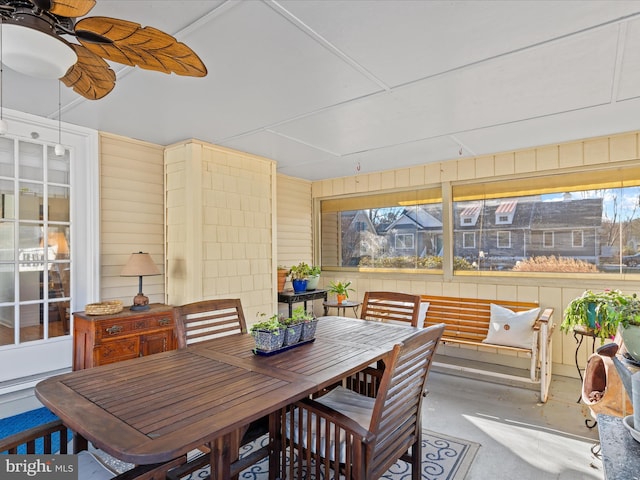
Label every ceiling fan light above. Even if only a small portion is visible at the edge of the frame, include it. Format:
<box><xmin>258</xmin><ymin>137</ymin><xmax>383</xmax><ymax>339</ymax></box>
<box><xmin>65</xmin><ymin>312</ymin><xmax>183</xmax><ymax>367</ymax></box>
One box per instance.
<box><xmin>2</xmin><ymin>24</ymin><xmax>77</xmax><ymax>78</ymax></box>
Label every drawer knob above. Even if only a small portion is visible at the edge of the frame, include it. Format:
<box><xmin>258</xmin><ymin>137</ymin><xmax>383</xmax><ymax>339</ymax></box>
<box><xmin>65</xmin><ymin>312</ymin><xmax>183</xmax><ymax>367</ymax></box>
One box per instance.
<box><xmin>105</xmin><ymin>325</ymin><xmax>123</xmax><ymax>335</ymax></box>
<box><xmin>158</xmin><ymin>318</ymin><xmax>171</xmax><ymax>326</ymax></box>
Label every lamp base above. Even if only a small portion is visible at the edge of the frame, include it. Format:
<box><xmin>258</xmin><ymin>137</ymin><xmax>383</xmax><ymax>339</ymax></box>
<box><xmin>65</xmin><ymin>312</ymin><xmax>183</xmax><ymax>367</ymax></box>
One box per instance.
<box><xmin>130</xmin><ymin>293</ymin><xmax>150</xmax><ymax>311</ymax></box>
<box><xmin>130</xmin><ymin>304</ymin><xmax>150</xmax><ymax>311</ymax></box>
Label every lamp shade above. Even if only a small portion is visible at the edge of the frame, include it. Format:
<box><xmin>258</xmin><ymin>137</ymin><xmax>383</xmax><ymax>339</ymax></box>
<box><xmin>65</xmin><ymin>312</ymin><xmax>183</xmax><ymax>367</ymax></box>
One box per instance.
<box><xmin>120</xmin><ymin>252</ymin><xmax>161</xmax><ymax>277</ymax></box>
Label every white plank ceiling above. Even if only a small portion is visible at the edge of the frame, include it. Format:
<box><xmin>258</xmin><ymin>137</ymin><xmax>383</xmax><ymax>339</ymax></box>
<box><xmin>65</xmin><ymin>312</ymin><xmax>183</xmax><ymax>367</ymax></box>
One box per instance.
<box><xmin>5</xmin><ymin>0</ymin><xmax>640</xmax><ymax>180</ymax></box>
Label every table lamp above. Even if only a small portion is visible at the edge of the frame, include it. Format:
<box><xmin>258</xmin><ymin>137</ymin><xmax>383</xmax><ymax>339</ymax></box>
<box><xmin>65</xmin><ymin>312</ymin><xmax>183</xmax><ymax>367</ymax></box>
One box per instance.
<box><xmin>120</xmin><ymin>252</ymin><xmax>161</xmax><ymax>311</ymax></box>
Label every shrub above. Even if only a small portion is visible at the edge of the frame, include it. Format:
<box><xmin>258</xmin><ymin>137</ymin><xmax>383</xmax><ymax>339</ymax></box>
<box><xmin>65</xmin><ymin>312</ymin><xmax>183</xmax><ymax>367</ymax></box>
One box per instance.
<box><xmin>512</xmin><ymin>255</ymin><xmax>598</xmax><ymax>273</ymax></box>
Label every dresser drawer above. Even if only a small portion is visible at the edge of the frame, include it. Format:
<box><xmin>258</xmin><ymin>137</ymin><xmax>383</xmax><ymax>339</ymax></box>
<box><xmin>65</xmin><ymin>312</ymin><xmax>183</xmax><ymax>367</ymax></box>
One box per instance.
<box><xmin>96</xmin><ymin>337</ymin><xmax>140</xmax><ymax>365</ymax></box>
<box><xmin>96</xmin><ymin>313</ymin><xmax>173</xmax><ymax>339</ymax></box>
<box><xmin>96</xmin><ymin>317</ymin><xmax>149</xmax><ymax>339</ymax></box>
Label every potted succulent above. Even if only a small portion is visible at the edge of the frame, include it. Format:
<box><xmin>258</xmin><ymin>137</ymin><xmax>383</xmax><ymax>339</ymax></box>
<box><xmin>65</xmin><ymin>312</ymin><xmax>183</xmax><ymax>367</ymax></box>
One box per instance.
<box><xmin>290</xmin><ymin>305</ymin><xmax>318</xmax><ymax>342</ymax></box>
<box><xmin>328</xmin><ymin>280</ymin><xmax>354</xmax><ymax>304</ymax></box>
<box><xmin>289</xmin><ymin>262</ymin><xmax>312</xmax><ymax>293</ymax></box>
<box><xmin>250</xmin><ymin>314</ymin><xmax>285</xmax><ymax>352</ymax></box>
<box><xmin>562</xmin><ymin>289</ymin><xmax>630</xmax><ymax>344</ymax></box>
<box><xmin>281</xmin><ymin>314</ymin><xmax>304</xmax><ymax>346</ymax></box>
<box><xmin>306</xmin><ymin>265</ymin><xmax>322</xmax><ymax>291</ymax></box>
<box><xmin>604</xmin><ymin>292</ymin><xmax>640</xmax><ymax>361</ymax></box>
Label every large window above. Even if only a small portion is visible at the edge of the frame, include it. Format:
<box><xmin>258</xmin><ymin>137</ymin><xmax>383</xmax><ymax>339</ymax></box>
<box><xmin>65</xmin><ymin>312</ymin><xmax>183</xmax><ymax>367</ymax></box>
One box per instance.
<box><xmin>0</xmin><ymin>138</ymin><xmax>71</xmax><ymax>346</ymax></box>
<box><xmin>321</xmin><ymin>188</ymin><xmax>442</xmax><ymax>269</ymax></box>
<box><xmin>452</xmin><ymin>167</ymin><xmax>640</xmax><ymax>273</ymax></box>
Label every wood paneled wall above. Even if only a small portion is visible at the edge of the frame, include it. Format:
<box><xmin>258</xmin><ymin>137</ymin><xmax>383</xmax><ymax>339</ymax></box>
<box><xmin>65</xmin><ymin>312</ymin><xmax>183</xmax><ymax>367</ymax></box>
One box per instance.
<box><xmin>99</xmin><ymin>133</ymin><xmax>166</xmax><ymax>306</ymax></box>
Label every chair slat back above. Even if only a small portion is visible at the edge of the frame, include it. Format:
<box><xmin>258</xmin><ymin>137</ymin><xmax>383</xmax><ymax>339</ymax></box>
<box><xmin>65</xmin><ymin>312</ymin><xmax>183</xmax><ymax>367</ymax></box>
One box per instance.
<box><xmin>360</xmin><ymin>291</ymin><xmax>422</xmax><ymax>327</ymax></box>
<box><xmin>367</xmin><ymin>323</ymin><xmax>445</xmax><ymax>479</ymax></box>
<box><xmin>174</xmin><ymin>299</ymin><xmax>247</xmax><ymax>348</ymax></box>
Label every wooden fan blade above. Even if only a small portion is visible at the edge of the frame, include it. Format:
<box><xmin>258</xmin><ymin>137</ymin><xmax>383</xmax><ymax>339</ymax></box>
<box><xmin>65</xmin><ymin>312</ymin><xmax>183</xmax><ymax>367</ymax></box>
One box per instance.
<box><xmin>61</xmin><ymin>44</ymin><xmax>116</xmax><ymax>100</ymax></box>
<box><xmin>75</xmin><ymin>16</ymin><xmax>207</xmax><ymax>77</ymax></box>
<box><xmin>33</xmin><ymin>0</ymin><xmax>96</xmax><ymax>18</ymax></box>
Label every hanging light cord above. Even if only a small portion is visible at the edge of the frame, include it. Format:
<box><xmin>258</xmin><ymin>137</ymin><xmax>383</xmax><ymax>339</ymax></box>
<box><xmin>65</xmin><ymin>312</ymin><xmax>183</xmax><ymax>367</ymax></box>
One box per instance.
<box><xmin>58</xmin><ymin>82</ymin><xmax>61</xmax><ymax>144</ymax></box>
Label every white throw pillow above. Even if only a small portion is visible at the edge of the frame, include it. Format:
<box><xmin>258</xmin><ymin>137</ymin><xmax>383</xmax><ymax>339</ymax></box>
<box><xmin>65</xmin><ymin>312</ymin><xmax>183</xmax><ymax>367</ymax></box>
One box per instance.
<box><xmin>483</xmin><ymin>304</ymin><xmax>540</xmax><ymax>349</ymax></box>
<box><xmin>417</xmin><ymin>302</ymin><xmax>429</xmax><ymax>328</ymax></box>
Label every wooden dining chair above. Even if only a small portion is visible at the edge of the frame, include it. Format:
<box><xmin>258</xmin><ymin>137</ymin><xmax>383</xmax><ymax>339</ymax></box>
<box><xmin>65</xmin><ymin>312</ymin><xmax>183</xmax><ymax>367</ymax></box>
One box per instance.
<box><xmin>173</xmin><ymin>298</ymin><xmax>247</xmax><ymax>348</ymax></box>
<box><xmin>360</xmin><ymin>291</ymin><xmax>422</xmax><ymax>327</ymax></box>
<box><xmin>278</xmin><ymin>322</ymin><xmax>445</xmax><ymax>480</ymax></box>
<box><xmin>0</xmin><ymin>419</ymin><xmax>185</xmax><ymax>480</ymax></box>
<box><xmin>170</xmin><ymin>298</ymin><xmax>268</xmax><ymax>480</ymax></box>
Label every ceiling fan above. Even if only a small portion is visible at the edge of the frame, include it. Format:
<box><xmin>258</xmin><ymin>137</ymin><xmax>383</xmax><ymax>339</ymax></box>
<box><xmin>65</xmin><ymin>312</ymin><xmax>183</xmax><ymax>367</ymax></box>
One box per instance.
<box><xmin>0</xmin><ymin>0</ymin><xmax>207</xmax><ymax>100</ymax></box>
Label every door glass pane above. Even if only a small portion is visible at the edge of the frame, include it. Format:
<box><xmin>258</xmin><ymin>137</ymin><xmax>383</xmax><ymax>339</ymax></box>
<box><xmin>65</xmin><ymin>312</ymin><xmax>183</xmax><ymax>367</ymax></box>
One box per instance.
<box><xmin>0</xmin><ymin>305</ymin><xmax>15</xmax><ymax>346</ymax></box>
<box><xmin>0</xmin><ymin>263</ymin><xmax>13</xmax><ymax>302</ymax></box>
<box><xmin>18</xmin><ymin>141</ymin><xmax>43</xmax><ymax>181</ymax></box>
<box><xmin>0</xmin><ymin>179</ymin><xmax>15</xmax><ymax>220</ymax></box>
<box><xmin>19</xmin><ymin>304</ymin><xmax>42</xmax><ymax>343</ymax></box>
<box><xmin>48</xmin><ymin>147</ymin><xmax>70</xmax><ymax>185</ymax></box>
<box><xmin>19</xmin><ymin>182</ymin><xmax>44</xmax><ymax>221</ymax></box>
<box><xmin>48</xmin><ymin>186</ymin><xmax>70</xmax><ymax>222</ymax></box>
<box><xmin>0</xmin><ymin>221</ymin><xmax>13</xmax><ymax>261</ymax></box>
<box><xmin>0</xmin><ymin>136</ymin><xmax>14</xmax><ymax>177</ymax></box>
<box><xmin>18</xmin><ymin>222</ymin><xmax>44</xmax><ymax>303</ymax></box>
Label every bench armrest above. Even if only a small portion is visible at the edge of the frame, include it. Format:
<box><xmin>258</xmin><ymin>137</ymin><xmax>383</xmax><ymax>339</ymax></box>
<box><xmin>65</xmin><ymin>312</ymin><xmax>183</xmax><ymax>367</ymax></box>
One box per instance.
<box><xmin>533</xmin><ymin>308</ymin><xmax>554</xmax><ymax>330</ymax></box>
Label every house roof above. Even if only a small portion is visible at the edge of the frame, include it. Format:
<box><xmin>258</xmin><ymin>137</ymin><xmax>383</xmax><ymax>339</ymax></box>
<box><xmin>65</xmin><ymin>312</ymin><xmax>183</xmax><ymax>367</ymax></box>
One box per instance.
<box><xmin>455</xmin><ymin>197</ymin><xmax>604</xmax><ymax>230</ymax></box>
<box><xmin>530</xmin><ymin>198</ymin><xmax>604</xmax><ymax>229</ymax></box>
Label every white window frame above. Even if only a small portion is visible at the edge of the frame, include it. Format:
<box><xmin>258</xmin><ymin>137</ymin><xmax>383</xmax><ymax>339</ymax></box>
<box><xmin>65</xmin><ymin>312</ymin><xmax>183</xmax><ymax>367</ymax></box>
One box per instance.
<box><xmin>463</xmin><ymin>232</ymin><xmax>475</xmax><ymax>248</ymax></box>
<box><xmin>572</xmin><ymin>230</ymin><xmax>584</xmax><ymax>248</ymax></box>
<box><xmin>497</xmin><ymin>231</ymin><xmax>511</xmax><ymax>248</ymax></box>
<box><xmin>543</xmin><ymin>231</ymin><xmax>554</xmax><ymax>248</ymax></box>
<box><xmin>395</xmin><ymin>233</ymin><xmax>414</xmax><ymax>249</ymax></box>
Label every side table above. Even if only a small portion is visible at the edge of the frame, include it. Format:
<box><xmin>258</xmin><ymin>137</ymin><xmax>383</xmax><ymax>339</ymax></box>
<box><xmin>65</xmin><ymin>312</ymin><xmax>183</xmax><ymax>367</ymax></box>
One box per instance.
<box><xmin>278</xmin><ymin>289</ymin><xmax>327</xmax><ymax>318</ymax></box>
<box><xmin>73</xmin><ymin>303</ymin><xmax>176</xmax><ymax>370</ymax></box>
<box><xmin>573</xmin><ymin>325</ymin><xmax>597</xmax><ymax>385</ymax></box>
<box><xmin>323</xmin><ymin>300</ymin><xmax>361</xmax><ymax>317</ymax></box>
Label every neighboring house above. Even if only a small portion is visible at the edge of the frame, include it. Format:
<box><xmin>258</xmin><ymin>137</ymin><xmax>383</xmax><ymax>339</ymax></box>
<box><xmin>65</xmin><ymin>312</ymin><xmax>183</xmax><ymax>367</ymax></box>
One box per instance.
<box><xmin>453</xmin><ymin>196</ymin><xmax>603</xmax><ymax>268</ymax></box>
<box><xmin>529</xmin><ymin>198</ymin><xmax>603</xmax><ymax>261</ymax></box>
<box><xmin>383</xmin><ymin>206</ymin><xmax>443</xmax><ymax>257</ymax></box>
<box><xmin>340</xmin><ymin>210</ymin><xmax>380</xmax><ymax>266</ymax></box>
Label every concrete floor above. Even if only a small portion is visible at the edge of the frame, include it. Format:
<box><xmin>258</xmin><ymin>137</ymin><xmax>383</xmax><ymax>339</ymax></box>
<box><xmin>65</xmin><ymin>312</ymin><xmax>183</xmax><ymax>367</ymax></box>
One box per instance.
<box><xmin>423</xmin><ymin>371</ymin><xmax>603</xmax><ymax>480</ymax></box>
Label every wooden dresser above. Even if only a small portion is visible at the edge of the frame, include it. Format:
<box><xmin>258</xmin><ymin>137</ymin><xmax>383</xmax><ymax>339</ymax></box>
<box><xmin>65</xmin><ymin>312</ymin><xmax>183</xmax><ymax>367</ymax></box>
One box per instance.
<box><xmin>73</xmin><ymin>303</ymin><xmax>176</xmax><ymax>370</ymax></box>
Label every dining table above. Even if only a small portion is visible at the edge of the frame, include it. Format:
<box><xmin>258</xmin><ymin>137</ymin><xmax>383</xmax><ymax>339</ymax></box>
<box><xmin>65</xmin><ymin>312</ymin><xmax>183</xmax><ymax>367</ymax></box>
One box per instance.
<box><xmin>35</xmin><ymin>316</ymin><xmax>419</xmax><ymax>479</ymax></box>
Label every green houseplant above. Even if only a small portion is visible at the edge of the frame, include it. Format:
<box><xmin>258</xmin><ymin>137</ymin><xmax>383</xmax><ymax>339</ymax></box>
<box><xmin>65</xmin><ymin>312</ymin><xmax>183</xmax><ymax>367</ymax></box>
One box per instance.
<box><xmin>250</xmin><ymin>314</ymin><xmax>285</xmax><ymax>351</ymax></box>
<box><xmin>281</xmin><ymin>307</ymin><xmax>310</xmax><ymax>345</ymax></box>
<box><xmin>289</xmin><ymin>262</ymin><xmax>312</xmax><ymax>293</ymax></box>
<box><xmin>306</xmin><ymin>265</ymin><xmax>322</xmax><ymax>291</ymax></box>
<box><xmin>328</xmin><ymin>280</ymin><xmax>354</xmax><ymax>304</ymax></box>
<box><xmin>604</xmin><ymin>292</ymin><xmax>640</xmax><ymax>361</ymax></box>
<box><xmin>289</xmin><ymin>305</ymin><xmax>317</xmax><ymax>342</ymax></box>
<box><xmin>562</xmin><ymin>289</ymin><xmax>631</xmax><ymax>344</ymax></box>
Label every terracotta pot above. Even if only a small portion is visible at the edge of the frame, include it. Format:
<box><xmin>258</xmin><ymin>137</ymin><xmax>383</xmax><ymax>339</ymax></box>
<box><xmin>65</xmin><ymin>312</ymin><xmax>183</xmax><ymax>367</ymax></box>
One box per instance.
<box><xmin>336</xmin><ymin>294</ymin><xmax>346</xmax><ymax>304</ymax></box>
<box><xmin>277</xmin><ymin>269</ymin><xmax>288</xmax><ymax>292</ymax></box>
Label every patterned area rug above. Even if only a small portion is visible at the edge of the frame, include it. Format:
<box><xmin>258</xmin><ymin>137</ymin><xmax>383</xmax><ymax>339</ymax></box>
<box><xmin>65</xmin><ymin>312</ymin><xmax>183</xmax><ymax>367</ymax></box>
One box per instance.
<box><xmin>1</xmin><ymin>409</ymin><xmax>479</xmax><ymax>480</ymax></box>
<box><xmin>179</xmin><ymin>429</ymin><xmax>480</xmax><ymax>480</ymax></box>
